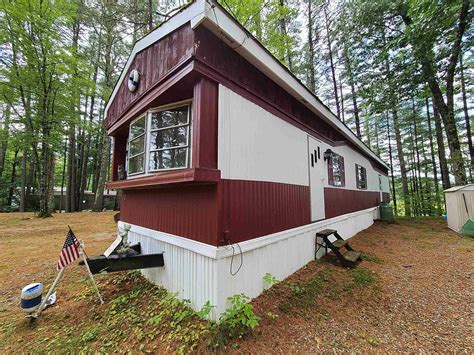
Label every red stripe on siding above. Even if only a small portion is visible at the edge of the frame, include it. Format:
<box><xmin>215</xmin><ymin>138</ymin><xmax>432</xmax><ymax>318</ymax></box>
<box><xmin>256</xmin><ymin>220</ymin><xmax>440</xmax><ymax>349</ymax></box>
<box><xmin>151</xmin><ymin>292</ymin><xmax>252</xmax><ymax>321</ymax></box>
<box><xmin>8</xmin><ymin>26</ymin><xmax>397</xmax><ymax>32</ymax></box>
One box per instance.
<box><xmin>221</xmin><ymin>179</ymin><xmax>311</xmax><ymax>245</ymax></box>
<box><xmin>120</xmin><ymin>184</ymin><xmax>219</xmax><ymax>246</ymax></box>
<box><xmin>324</xmin><ymin>187</ymin><xmax>381</xmax><ymax>219</ymax></box>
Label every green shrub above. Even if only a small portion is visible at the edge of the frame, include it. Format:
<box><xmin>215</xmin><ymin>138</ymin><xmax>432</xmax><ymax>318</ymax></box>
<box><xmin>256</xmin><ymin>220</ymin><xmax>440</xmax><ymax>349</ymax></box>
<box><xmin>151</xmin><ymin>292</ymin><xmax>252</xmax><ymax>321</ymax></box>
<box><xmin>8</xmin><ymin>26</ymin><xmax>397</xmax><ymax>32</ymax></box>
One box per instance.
<box><xmin>263</xmin><ymin>273</ymin><xmax>279</xmax><ymax>288</ymax></box>
<box><xmin>209</xmin><ymin>293</ymin><xmax>261</xmax><ymax>349</ymax></box>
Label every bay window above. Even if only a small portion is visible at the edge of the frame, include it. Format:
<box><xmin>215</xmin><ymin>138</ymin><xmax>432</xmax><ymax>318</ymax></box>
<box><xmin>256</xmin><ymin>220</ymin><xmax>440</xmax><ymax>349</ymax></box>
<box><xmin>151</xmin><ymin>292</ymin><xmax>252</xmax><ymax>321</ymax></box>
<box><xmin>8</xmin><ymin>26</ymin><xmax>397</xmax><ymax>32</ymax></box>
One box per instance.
<box><xmin>127</xmin><ymin>103</ymin><xmax>191</xmax><ymax>176</ymax></box>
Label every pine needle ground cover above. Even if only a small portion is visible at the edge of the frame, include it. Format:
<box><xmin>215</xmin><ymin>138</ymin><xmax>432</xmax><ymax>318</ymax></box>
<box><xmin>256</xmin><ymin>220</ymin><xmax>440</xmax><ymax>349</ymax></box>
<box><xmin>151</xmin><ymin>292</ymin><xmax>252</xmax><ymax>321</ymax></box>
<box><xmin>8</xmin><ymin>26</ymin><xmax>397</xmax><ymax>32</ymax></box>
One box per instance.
<box><xmin>0</xmin><ymin>214</ymin><xmax>472</xmax><ymax>353</ymax></box>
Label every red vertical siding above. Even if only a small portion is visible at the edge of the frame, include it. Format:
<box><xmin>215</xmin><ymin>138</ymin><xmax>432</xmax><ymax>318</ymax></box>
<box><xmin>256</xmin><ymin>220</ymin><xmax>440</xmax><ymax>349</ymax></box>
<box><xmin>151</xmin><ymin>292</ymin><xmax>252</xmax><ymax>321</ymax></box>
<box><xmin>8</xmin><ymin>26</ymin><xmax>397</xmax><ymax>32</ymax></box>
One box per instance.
<box><xmin>106</xmin><ymin>24</ymin><xmax>194</xmax><ymax>129</ymax></box>
<box><xmin>120</xmin><ymin>184</ymin><xmax>220</xmax><ymax>245</ymax></box>
<box><xmin>192</xmin><ymin>77</ymin><xmax>218</xmax><ymax>169</ymax></box>
<box><xmin>111</xmin><ymin>133</ymin><xmax>127</xmax><ymax>181</ymax></box>
<box><xmin>324</xmin><ymin>188</ymin><xmax>381</xmax><ymax>219</ymax></box>
<box><xmin>221</xmin><ymin>179</ymin><xmax>311</xmax><ymax>244</ymax></box>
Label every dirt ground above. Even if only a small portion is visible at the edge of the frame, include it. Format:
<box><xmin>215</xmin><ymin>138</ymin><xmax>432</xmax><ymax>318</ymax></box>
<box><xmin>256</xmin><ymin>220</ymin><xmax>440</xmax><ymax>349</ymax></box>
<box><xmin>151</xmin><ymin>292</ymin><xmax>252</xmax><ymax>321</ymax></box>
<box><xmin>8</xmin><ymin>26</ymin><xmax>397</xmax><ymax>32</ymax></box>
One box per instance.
<box><xmin>0</xmin><ymin>213</ymin><xmax>473</xmax><ymax>353</ymax></box>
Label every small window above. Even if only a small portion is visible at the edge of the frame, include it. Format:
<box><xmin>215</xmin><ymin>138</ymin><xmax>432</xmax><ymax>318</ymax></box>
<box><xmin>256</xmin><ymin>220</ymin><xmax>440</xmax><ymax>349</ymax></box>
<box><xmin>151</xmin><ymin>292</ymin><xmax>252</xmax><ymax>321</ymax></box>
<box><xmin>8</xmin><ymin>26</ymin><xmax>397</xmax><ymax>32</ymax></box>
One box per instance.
<box><xmin>328</xmin><ymin>153</ymin><xmax>345</xmax><ymax>187</ymax></box>
<box><xmin>127</xmin><ymin>116</ymin><xmax>146</xmax><ymax>175</ymax></box>
<box><xmin>356</xmin><ymin>164</ymin><xmax>367</xmax><ymax>189</ymax></box>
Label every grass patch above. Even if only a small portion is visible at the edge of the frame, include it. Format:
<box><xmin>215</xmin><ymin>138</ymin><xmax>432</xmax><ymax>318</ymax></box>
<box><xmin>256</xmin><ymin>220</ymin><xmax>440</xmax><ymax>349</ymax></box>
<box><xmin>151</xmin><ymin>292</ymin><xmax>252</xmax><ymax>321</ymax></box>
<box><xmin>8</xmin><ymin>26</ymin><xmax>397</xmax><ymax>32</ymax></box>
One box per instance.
<box><xmin>278</xmin><ymin>269</ymin><xmax>331</xmax><ymax>315</ymax></box>
<box><xmin>360</xmin><ymin>252</ymin><xmax>383</xmax><ymax>264</ymax></box>
<box><xmin>352</xmin><ymin>268</ymin><xmax>374</xmax><ymax>287</ymax></box>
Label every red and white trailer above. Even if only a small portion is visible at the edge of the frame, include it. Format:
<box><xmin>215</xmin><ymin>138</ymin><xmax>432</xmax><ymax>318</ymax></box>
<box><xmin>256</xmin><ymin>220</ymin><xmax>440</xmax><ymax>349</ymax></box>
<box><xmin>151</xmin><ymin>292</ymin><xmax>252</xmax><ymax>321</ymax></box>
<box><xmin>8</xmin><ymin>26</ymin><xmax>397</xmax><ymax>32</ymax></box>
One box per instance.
<box><xmin>105</xmin><ymin>0</ymin><xmax>390</xmax><ymax>319</ymax></box>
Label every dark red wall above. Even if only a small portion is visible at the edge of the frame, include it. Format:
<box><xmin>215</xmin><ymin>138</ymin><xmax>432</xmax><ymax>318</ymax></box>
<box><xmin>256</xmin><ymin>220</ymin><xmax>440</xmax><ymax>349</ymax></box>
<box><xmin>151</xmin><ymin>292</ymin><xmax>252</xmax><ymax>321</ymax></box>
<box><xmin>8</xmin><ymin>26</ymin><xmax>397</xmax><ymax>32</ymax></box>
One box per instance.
<box><xmin>221</xmin><ymin>180</ymin><xmax>311</xmax><ymax>244</ymax></box>
<box><xmin>324</xmin><ymin>188</ymin><xmax>382</xmax><ymax>219</ymax></box>
<box><xmin>120</xmin><ymin>184</ymin><xmax>220</xmax><ymax>245</ymax></box>
<box><xmin>107</xmin><ymin>24</ymin><xmax>194</xmax><ymax>129</ymax></box>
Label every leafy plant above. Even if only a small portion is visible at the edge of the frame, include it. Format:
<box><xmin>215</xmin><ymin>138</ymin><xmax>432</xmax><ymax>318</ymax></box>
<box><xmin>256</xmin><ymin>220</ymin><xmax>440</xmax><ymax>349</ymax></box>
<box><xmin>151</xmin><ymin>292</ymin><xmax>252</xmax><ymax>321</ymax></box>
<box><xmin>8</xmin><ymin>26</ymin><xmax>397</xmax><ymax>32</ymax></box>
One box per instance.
<box><xmin>263</xmin><ymin>272</ymin><xmax>279</xmax><ymax>288</ymax></box>
<box><xmin>196</xmin><ymin>301</ymin><xmax>215</xmax><ymax>319</ymax></box>
<box><xmin>209</xmin><ymin>293</ymin><xmax>261</xmax><ymax>348</ymax></box>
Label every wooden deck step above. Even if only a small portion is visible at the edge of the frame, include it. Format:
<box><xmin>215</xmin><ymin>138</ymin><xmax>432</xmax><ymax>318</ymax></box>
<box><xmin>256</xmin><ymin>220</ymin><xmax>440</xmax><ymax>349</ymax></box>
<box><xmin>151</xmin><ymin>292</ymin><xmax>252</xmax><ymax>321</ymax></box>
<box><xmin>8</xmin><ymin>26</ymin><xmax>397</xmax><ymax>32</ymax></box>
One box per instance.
<box><xmin>332</xmin><ymin>239</ymin><xmax>349</xmax><ymax>249</ymax></box>
<box><xmin>317</xmin><ymin>229</ymin><xmax>337</xmax><ymax>237</ymax></box>
<box><xmin>343</xmin><ymin>251</ymin><xmax>361</xmax><ymax>263</ymax></box>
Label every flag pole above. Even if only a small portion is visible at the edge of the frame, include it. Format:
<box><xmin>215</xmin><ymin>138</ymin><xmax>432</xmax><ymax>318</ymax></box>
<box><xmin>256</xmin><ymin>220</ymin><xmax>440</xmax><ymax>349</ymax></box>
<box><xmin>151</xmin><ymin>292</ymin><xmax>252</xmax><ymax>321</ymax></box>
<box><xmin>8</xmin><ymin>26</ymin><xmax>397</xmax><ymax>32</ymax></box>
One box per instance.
<box><xmin>33</xmin><ymin>268</ymin><xmax>65</xmax><ymax>318</ymax></box>
<box><xmin>80</xmin><ymin>241</ymin><xmax>104</xmax><ymax>305</ymax></box>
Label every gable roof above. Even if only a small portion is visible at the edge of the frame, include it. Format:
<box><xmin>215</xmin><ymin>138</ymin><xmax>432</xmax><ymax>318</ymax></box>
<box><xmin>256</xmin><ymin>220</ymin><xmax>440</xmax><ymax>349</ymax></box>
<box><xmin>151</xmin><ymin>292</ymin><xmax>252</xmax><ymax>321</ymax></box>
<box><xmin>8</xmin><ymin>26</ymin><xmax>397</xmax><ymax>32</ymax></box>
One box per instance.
<box><xmin>105</xmin><ymin>0</ymin><xmax>388</xmax><ymax>169</ymax></box>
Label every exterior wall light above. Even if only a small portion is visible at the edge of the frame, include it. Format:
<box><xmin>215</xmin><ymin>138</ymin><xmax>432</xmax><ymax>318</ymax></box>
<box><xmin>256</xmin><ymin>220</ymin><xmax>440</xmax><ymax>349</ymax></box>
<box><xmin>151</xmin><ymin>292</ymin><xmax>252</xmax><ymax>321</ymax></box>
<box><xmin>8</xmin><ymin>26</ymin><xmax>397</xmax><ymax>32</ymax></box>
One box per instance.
<box><xmin>324</xmin><ymin>149</ymin><xmax>333</xmax><ymax>161</ymax></box>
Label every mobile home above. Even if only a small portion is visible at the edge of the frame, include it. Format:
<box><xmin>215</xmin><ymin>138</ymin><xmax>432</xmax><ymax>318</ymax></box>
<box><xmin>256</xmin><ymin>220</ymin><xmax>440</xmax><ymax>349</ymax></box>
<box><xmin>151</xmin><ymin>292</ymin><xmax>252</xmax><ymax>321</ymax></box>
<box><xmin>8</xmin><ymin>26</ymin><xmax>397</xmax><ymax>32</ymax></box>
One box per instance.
<box><xmin>105</xmin><ymin>0</ymin><xmax>390</xmax><ymax>318</ymax></box>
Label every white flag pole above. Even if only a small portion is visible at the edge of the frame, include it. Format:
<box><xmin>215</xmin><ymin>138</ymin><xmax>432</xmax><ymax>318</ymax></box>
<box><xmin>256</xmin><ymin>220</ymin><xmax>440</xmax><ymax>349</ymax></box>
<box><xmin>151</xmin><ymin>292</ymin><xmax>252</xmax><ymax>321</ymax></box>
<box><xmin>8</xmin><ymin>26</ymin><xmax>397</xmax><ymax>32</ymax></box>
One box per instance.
<box><xmin>33</xmin><ymin>268</ymin><xmax>64</xmax><ymax>318</ymax></box>
<box><xmin>80</xmin><ymin>241</ymin><xmax>104</xmax><ymax>305</ymax></box>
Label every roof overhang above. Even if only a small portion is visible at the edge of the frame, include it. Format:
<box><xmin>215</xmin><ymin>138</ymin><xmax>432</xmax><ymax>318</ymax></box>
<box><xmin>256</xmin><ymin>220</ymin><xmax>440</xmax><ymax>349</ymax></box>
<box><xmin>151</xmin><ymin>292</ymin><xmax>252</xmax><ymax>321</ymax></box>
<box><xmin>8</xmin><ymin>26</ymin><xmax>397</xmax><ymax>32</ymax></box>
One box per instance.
<box><xmin>105</xmin><ymin>0</ymin><xmax>388</xmax><ymax>170</ymax></box>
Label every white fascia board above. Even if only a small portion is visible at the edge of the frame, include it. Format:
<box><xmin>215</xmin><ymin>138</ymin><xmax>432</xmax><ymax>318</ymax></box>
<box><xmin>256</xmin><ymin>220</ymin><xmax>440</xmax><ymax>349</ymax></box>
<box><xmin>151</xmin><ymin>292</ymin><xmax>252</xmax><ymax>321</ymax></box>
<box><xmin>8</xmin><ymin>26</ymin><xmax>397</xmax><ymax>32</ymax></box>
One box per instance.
<box><xmin>201</xmin><ymin>1</ymin><xmax>387</xmax><ymax>169</ymax></box>
<box><xmin>104</xmin><ymin>0</ymin><xmax>207</xmax><ymax>120</ymax></box>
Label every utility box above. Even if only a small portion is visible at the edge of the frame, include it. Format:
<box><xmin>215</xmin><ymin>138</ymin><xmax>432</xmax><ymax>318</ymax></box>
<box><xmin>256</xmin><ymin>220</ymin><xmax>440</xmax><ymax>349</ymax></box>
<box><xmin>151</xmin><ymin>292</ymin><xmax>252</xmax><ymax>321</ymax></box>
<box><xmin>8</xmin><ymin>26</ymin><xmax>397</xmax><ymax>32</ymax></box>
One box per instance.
<box><xmin>444</xmin><ymin>184</ymin><xmax>474</xmax><ymax>233</ymax></box>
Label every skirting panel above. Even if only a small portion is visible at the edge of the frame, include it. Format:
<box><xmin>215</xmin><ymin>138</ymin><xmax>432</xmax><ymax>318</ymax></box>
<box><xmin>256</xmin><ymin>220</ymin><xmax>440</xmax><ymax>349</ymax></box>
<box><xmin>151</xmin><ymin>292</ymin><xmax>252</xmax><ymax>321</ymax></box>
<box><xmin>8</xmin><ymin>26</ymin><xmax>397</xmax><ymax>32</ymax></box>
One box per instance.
<box><xmin>120</xmin><ymin>206</ymin><xmax>379</xmax><ymax>320</ymax></box>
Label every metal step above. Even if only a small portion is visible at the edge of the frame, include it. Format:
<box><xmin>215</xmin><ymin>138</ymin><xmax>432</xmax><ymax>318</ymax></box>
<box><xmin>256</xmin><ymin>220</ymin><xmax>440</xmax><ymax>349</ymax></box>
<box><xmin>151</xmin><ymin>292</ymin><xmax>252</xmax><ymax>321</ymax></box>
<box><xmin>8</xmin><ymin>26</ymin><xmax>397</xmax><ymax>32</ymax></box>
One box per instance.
<box><xmin>343</xmin><ymin>250</ymin><xmax>361</xmax><ymax>263</ymax></box>
<box><xmin>332</xmin><ymin>239</ymin><xmax>349</xmax><ymax>249</ymax></box>
<box><xmin>317</xmin><ymin>229</ymin><xmax>337</xmax><ymax>237</ymax></box>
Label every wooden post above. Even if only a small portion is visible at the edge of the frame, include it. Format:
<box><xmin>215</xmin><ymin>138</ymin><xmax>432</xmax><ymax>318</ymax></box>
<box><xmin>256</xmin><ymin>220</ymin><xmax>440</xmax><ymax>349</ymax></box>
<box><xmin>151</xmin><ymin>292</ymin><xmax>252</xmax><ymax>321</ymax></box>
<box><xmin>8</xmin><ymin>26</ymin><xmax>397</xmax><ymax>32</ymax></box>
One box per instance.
<box><xmin>33</xmin><ymin>268</ymin><xmax>64</xmax><ymax>318</ymax></box>
<box><xmin>80</xmin><ymin>241</ymin><xmax>104</xmax><ymax>304</ymax></box>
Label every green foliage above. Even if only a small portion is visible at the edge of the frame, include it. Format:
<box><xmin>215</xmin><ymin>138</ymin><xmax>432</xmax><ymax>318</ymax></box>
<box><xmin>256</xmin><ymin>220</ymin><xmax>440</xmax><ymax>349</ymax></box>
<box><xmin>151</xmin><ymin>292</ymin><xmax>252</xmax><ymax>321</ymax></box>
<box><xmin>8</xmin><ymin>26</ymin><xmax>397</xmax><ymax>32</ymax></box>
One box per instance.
<box><xmin>196</xmin><ymin>300</ymin><xmax>215</xmax><ymax>319</ymax></box>
<box><xmin>216</xmin><ymin>294</ymin><xmax>261</xmax><ymax>340</ymax></box>
<box><xmin>263</xmin><ymin>272</ymin><xmax>279</xmax><ymax>288</ymax></box>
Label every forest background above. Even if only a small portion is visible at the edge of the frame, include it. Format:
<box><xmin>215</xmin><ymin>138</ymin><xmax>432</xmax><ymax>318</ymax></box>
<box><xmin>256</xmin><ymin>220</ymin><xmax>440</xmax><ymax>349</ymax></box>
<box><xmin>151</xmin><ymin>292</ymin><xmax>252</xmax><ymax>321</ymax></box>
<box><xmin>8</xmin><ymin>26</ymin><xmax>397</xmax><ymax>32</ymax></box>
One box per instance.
<box><xmin>0</xmin><ymin>0</ymin><xmax>472</xmax><ymax>217</ymax></box>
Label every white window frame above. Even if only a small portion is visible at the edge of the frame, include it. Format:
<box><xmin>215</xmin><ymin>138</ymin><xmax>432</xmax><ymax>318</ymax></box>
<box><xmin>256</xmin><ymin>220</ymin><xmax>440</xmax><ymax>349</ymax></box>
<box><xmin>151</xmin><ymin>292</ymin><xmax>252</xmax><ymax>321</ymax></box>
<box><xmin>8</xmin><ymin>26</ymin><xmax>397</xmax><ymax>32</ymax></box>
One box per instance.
<box><xmin>126</xmin><ymin>100</ymin><xmax>192</xmax><ymax>178</ymax></box>
<box><xmin>126</xmin><ymin>115</ymin><xmax>147</xmax><ymax>176</ymax></box>
<box><xmin>147</xmin><ymin>102</ymin><xmax>191</xmax><ymax>173</ymax></box>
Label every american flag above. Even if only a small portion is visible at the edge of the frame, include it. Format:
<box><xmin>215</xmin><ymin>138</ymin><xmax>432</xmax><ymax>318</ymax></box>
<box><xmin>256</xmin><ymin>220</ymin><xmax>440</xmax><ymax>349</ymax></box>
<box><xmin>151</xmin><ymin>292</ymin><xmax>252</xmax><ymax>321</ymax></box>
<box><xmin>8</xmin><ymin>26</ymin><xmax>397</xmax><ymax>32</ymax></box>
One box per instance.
<box><xmin>56</xmin><ymin>228</ymin><xmax>81</xmax><ymax>270</ymax></box>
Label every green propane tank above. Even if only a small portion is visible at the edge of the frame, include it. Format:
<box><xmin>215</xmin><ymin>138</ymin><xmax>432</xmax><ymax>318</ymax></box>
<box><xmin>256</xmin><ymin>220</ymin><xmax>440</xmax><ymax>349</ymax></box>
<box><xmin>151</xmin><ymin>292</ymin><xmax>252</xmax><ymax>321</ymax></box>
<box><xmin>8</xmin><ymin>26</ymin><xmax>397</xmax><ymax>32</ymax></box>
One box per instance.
<box><xmin>379</xmin><ymin>203</ymin><xmax>394</xmax><ymax>220</ymax></box>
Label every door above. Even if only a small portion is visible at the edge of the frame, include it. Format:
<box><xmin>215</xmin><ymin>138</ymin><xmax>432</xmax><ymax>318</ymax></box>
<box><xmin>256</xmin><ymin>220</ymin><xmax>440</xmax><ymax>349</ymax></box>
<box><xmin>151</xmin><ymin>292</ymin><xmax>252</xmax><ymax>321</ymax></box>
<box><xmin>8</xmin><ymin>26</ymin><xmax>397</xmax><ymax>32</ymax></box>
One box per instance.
<box><xmin>308</xmin><ymin>136</ymin><xmax>325</xmax><ymax>221</ymax></box>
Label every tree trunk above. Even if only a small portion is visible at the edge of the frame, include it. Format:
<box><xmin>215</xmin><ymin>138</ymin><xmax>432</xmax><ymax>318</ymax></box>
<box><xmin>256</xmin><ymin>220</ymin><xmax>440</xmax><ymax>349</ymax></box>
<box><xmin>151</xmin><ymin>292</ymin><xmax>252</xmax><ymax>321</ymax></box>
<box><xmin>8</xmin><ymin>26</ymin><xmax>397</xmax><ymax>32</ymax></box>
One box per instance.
<box><xmin>343</xmin><ymin>49</ymin><xmax>361</xmax><ymax>137</ymax></box>
<box><xmin>426</xmin><ymin>98</ymin><xmax>441</xmax><ymax>215</ymax></box>
<box><xmin>93</xmin><ymin>132</ymin><xmax>109</xmax><ymax>211</ymax></box>
<box><xmin>307</xmin><ymin>0</ymin><xmax>316</xmax><ymax>93</ymax></box>
<box><xmin>323</xmin><ymin>5</ymin><xmax>340</xmax><ymax>119</ymax></box>
<box><xmin>339</xmin><ymin>82</ymin><xmax>345</xmax><ymax>123</ymax></box>
<box><xmin>459</xmin><ymin>51</ymin><xmax>473</xmax><ymax>181</ymax></box>
<box><xmin>279</xmin><ymin>0</ymin><xmax>293</xmax><ymax>71</ymax></box>
<box><xmin>393</xmin><ymin>108</ymin><xmax>410</xmax><ymax>216</ymax></box>
<box><xmin>59</xmin><ymin>137</ymin><xmax>67</xmax><ymax>212</ymax></box>
<box><xmin>66</xmin><ymin>124</ymin><xmax>76</xmax><ymax>212</ymax></box>
<box><xmin>0</xmin><ymin>104</ymin><xmax>11</xmax><ymax>178</ymax></box>
<box><xmin>412</xmin><ymin>99</ymin><xmax>424</xmax><ymax>214</ymax></box>
<box><xmin>433</xmin><ymin>100</ymin><xmax>451</xmax><ymax>190</ymax></box>
<box><xmin>385</xmin><ymin>111</ymin><xmax>397</xmax><ymax>214</ymax></box>
<box><xmin>147</xmin><ymin>0</ymin><xmax>153</xmax><ymax>32</ymax></box>
<box><xmin>20</xmin><ymin>147</ymin><xmax>27</xmax><ymax>212</ymax></box>
<box><xmin>399</xmin><ymin>0</ymin><xmax>470</xmax><ymax>184</ymax></box>
<box><xmin>7</xmin><ymin>148</ymin><xmax>19</xmax><ymax>207</ymax></box>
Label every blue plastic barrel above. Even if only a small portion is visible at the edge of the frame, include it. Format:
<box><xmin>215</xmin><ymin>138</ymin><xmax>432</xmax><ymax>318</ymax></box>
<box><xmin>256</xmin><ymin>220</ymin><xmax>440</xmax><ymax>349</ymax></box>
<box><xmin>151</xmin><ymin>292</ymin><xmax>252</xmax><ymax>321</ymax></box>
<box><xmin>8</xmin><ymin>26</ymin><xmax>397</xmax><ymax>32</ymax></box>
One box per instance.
<box><xmin>20</xmin><ymin>283</ymin><xmax>44</xmax><ymax>313</ymax></box>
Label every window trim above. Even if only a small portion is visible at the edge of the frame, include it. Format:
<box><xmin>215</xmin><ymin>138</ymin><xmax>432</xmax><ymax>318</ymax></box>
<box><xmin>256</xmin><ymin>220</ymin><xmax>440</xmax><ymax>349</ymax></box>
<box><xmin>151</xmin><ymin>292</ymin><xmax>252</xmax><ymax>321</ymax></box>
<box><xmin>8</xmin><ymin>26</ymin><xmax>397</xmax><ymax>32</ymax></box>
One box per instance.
<box><xmin>355</xmin><ymin>163</ymin><xmax>367</xmax><ymax>190</ymax></box>
<box><xmin>328</xmin><ymin>152</ymin><xmax>345</xmax><ymax>187</ymax></box>
<box><xmin>126</xmin><ymin>100</ymin><xmax>192</xmax><ymax>177</ymax></box>
<box><xmin>127</xmin><ymin>115</ymin><xmax>147</xmax><ymax>176</ymax></box>
<box><xmin>147</xmin><ymin>104</ymin><xmax>191</xmax><ymax>173</ymax></box>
